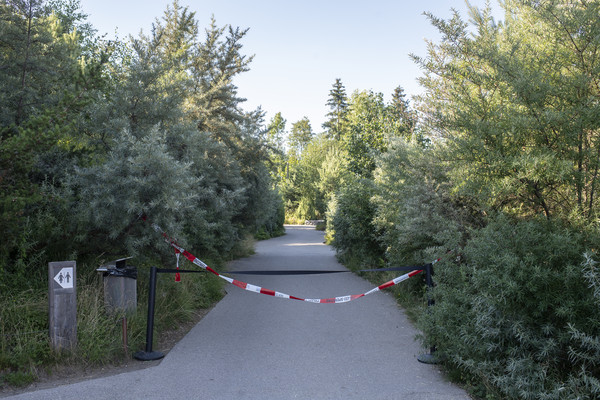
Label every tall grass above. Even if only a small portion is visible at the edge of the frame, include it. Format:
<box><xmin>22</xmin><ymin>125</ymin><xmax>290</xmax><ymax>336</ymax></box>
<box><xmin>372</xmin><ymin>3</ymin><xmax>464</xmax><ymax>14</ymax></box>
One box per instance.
<box><xmin>0</xmin><ymin>290</ymin><xmax>50</xmax><ymax>386</ymax></box>
<box><xmin>0</xmin><ymin>263</ymin><xmax>225</xmax><ymax>389</ymax></box>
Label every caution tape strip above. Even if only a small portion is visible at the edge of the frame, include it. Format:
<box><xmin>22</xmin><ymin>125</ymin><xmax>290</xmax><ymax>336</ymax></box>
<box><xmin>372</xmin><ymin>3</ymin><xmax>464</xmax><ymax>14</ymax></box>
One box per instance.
<box><xmin>143</xmin><ymin>215</ymin><xmax>426</xmax><ymax>304</ymax></box>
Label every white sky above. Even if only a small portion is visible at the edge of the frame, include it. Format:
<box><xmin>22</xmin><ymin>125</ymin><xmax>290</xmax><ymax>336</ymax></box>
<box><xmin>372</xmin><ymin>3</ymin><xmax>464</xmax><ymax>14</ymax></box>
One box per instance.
<box><xmin>79</xmin><ymin>0</ymin><xmax>502</xmax><ymax>132</ymax></box>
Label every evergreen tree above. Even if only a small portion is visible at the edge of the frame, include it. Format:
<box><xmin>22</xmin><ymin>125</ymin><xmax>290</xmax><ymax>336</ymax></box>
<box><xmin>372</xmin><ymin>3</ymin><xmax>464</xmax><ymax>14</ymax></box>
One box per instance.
<box><xmin>61</xmin><ymin>0</ymin><xmax>282</xmax><ymax>259</ymax></box>
<box><xmin>0</xmin><ymin>0</ymin><xmax>86</xmax><ymax>128</ymax></box>
<box><xmin>387</xmin><ymin>85</ymin><xmax>416</xmax><ymax>139</ymax></box>
<box><xmin>187</xmin><ymin>16</ymin><xmax>253</xmax><ymax>140</ymax></box>
<box><xmin>151</xmin><ymin>0</ymin><xmax>198</xmax><ymax>68</ymax></box>
<box><xmin>135</xmin><ymin>1</ymin><xmax>256</xmax><ymax>147</ymax></box>
<box><xmin>322</xmin><ymin>78</ymin><xmax>348</xmax><ymax>139</ymax></box>
<box><xmin>0</xmin><ymin>0</ymin><xmax>111</xmax><ymax>277</ymax></box>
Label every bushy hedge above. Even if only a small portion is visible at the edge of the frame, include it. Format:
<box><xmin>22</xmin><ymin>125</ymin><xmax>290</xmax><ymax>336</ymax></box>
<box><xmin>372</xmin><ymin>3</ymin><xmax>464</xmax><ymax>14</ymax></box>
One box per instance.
<box><xmin>328</xmin><ymin>177</ymin><xmax>383</xmax><ymax>268</ymax></box>
<box><xmin>0</xmin><ymin>0</ymin><xmax>283</xmax><ymax>385</ymax></box>
<box><xmin>372</xmin><ymin>138</ymin><xmax>481</xmax><ymax>266</ymax></box>
<box><xmin>328</xmin><ymin>138</ymin><xmax>600</xmax><ymax>399</ymax></box>
<box><xmin>420</xmin><ymin>216</ymin><xmax>600</xmax><ymax>399</ymax></box>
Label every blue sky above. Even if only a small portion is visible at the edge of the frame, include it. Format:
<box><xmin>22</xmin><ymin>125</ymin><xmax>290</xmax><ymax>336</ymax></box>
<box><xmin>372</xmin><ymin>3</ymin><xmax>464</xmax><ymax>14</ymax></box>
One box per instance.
<box><xmin>79</xmin><ymin>0</ymin><xmax>501</xmax><ymax>132</ymax></box>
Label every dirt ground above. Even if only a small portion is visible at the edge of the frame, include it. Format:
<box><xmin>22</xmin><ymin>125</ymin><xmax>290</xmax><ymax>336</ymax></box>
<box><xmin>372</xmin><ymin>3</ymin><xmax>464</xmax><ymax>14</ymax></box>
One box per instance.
<box><xmin>0</xmin><ymin>306</ymin><xmax>213</xmax><ymax>398</ymax></box>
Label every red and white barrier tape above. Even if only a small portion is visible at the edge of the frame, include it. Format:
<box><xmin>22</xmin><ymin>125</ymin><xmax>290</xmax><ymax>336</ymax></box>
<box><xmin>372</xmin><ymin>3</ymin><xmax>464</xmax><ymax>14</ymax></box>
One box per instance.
<box><xmin>144</xmin><ymin>217</ymin><xmax>424</xmax><ymax>304</ymax></box>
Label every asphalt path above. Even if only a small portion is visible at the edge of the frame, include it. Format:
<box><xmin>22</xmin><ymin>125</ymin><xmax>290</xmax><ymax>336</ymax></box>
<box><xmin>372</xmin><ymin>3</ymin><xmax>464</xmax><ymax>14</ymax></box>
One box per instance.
<box><xmin>5</xmin><ymin>225</ymin><xmax>470</xmax><ymax>400</ymax></box>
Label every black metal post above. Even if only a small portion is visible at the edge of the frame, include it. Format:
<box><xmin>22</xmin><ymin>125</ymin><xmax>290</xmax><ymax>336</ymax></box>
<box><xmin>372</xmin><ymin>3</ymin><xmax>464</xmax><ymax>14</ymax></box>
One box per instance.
<box><xmin>417</xmin><ymin>263</ymin><xmax>438</xmax><ymax>364</ymax></box>
<box><xmin>134</xmin><ymin>266</ymin><xmax>164</xmax><ymax>361</ymax></box>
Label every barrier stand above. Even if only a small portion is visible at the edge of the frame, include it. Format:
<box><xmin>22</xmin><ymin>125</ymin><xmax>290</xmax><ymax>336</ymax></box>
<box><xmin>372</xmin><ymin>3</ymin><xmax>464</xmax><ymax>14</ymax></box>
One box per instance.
<box><xmin>134</xmin><ymin>266</ymin><xmax>163</xmax><ymax>361</ymax></box>
<box><xmin>417</xmin><ymin>263</ymin><xmax>439</xmax><ymax>364</ymax></box>
<box><xmin>134</xmin><ymin>266</ymin><xmax>204</xmax><ymax>361</ymax></box>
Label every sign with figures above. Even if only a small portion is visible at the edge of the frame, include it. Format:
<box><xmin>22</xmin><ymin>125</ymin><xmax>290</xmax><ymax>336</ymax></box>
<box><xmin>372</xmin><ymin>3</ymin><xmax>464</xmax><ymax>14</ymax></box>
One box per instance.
<box><xmin>53</xmin><ymin>267</ymin><xmax>74</xmax><ymax>289</ymax></box>
<box><xmin>48</xmin><ymin>261</ymin><xmax>77</xmax><ymax>352</ymax></box>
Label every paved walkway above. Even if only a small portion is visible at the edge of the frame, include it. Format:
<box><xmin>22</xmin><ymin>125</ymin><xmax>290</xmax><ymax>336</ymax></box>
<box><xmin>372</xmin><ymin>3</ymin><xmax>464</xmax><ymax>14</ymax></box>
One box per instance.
<box><xmin>5</xmin><ymin>225</ymin><xmax>470</xmax><ymax>400</ymax></box>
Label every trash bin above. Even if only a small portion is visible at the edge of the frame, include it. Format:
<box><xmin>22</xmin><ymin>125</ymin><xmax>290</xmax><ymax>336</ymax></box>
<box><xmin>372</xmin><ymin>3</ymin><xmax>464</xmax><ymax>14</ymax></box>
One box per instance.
<box><xmin>97</xmin><ymin>257</ymin><xmax>137</xmax><ymax>314</ymax></box>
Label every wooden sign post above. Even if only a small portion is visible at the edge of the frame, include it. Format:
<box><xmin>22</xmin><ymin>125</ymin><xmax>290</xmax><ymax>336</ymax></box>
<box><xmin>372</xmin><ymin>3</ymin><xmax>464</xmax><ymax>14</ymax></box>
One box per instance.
<box><xmin>48</xmin><ymin>261</ymin><xmax>77</xmax><ymax>352</ymax></box>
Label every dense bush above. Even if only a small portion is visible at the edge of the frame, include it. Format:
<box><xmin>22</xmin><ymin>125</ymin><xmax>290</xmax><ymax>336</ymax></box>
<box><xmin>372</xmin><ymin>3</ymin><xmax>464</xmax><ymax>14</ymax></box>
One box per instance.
<box><xmin>373</xmin><ymin>138</ymin><xmax>482</xmax><ymax>267</ymax></box>
<box><xmin>419</xmin><ymin>216</ymin><xmax>600</xmax><ymax>399</ymax></box>
<box><xmin>329</xmin><ymin>177</ymin><xmax>383</xmax><ymax>268</ymax></box>
<box><xmin>0</xmin><ymin>0</ymin><xmax>282</xmax><ymax>387</ymax></box>
<box><xmin>0</xmin><ymin>0</ymin><xmax>284</xmax><ymax>289</ymax></box>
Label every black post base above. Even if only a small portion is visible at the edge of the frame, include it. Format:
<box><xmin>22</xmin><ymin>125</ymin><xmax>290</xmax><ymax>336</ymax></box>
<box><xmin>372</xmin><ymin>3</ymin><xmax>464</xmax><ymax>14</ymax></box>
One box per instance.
<box><xmin>417</xmin><ymin>353</ymin><xmax>438</xmax><ymax>364</ymax></box>
<box><xmin>133</xmin><ymin>350</ymin><xmax>165</xmax><ymax>361</ymax></box>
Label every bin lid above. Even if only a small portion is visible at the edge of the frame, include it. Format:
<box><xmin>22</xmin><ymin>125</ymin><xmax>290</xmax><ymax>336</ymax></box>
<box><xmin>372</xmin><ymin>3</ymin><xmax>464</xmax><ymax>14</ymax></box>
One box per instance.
<box><xmin>96</xmin><ymin>256</ymin><xmax>133</xmax><ymax>272</ymax></box>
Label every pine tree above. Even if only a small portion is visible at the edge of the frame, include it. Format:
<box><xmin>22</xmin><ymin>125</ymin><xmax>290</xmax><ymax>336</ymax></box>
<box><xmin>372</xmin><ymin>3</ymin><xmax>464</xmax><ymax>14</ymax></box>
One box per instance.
<box><xmin>0</xmin><ymin>0</ymin><xmax>82</xmax><ymax>128</ymax></box>
<box><xmin>187</xmin><ymin>16</ymin><xmax>253</xmax><ymax>139</ymax></box>
<box><xmin>0</xmin><ymin>0</ymin><xmax>111</xmax><ymax>271</ymax></box>
<box><xmin>322</xmin><ymin>78</ymin><xmax>348</xmax><ymax>140</ymax></box>
<box><xmin>387</xmin><ymin>85</ymin><xmax>416</xmax><ymax>139</ymax></box>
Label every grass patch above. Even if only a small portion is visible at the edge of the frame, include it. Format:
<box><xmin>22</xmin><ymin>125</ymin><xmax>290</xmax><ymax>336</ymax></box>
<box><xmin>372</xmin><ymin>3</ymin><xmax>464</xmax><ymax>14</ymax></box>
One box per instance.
<box><xmin>0</xmin><ymin>290</ymin><xmax>52</xmax><ymax>388</ymax></box>
<box><xmin>0</xmin><ymin>262</ymin><xmax>225</xmax><ymax>390</ymax></box>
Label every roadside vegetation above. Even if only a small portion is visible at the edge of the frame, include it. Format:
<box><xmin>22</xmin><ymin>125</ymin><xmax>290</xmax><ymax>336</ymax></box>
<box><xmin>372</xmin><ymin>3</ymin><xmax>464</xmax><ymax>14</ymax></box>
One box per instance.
<box><xmin>0</xmin><ymin>0</ymin><xmax>282</xmax><ymax>388</ymax></box>
<box><xmin>2</xmin><ymin>1</ymin><xmax>600</xmax><ymax>399</ymax></box>
<box><xmin>277</xmin><ymin>1</ymin><xmax>600</xmax><ymax>399</ymax></box>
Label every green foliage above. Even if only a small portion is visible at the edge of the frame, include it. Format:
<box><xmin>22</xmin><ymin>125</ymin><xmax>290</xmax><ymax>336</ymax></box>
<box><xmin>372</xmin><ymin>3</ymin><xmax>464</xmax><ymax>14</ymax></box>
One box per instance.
<box><xmin>342</xmin><ymin>90</ymin><xmax>388</xmax><ymax>177</ymax></box>
<box><xmin>387</xmin><ymin>86</ymin><xmax>417</xmax><ymax>140</ymax></box>
<box><xmin>1</xmin><ymin>0</ymin><xmax>283</xmax><ymax>284</ymax></box>
<box><xmin>0</xmin><ymin>1</ymin><xmax>80</xmax><ymax>127</ymax></box>
<box><xmin>1</xmin><ymin>0</ymin><xmax>281</xmax><ymax>386</ymax></box>
<box><xmin>71</xmin><ymin>126</ymin><xmax>199</xmax><ymax>257</ymax></box>
<box><xmin>420</xmin><ymin>216</ymin><xmax>600</xmax><ymax>399</ymax></box>
<box><xmin>340</xmin><ymin>89</ymin><xmax>419</xmax><ymax>177</ymax></box>
<box><xmin>318</xmin><ymin>3</ymin><xmax>600</xmax><ymax>398</ymax></box>
<box><xmin>280</xmin><ymin>135</ymin><xmax>347</xmax><ymax>221</ymax></box>
<box><xmin>413</xmin><ymin>0</ymin><xmax>600</xmax><ymax>221</ymax></box>
<box><xmin>372</xmin><ymin>138</ymin><xmax>481</xmax><ymax>266</ymax></box>
<box><xmin>378</xmin><ymin>3</ymin><xmax>600</xmax><ymax>397</ymax></box>
<box><xmin>8</xmin><ymin>1</ymin><xmax>600</xmax><ymax>397</ymax></box>
<box><xmin>0</xmin><ymin>290</ymin><xmax>51</xmax><ymax>387</ymax></box>
<box><xmin>266</xmin><ymin>112</ymin><xmax>286</xmax><ymax>154</ymax></box>
<box><xmin>323</xmin><ymin>78</ymin><xmax>349</xmax><ymax>140</ymax></box>
<box><xmin>282</xmin><ymin>83</ymin><xmax>417</xmax><ymax>224</ymax></box>
<box><xmin>329</xmin><ymin>177</ymin><xmax>383</xmax><ymax>268</ymax></box>
<box><xmin>0</xmin><ymin>0</ymin><xmax>111</xmax><ymax>286</ymax></box>
<box><xmin>265</xmin><ymin>112</ymin><xmax>287</xmax><ymax>183</ymax></box>
<box><xmin>565</xmin><ymin>254</ymin><xmax>600</xmax><ymax>398</ymax></box>
<box><xmin>288</xmin><ymin>117</ymin><xmax>313</xmax><ymax>153</ymax></box>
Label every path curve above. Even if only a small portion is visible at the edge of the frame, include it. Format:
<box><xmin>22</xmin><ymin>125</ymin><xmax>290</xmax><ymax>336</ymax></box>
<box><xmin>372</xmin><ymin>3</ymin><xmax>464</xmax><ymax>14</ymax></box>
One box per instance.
<box><xmin>5</xmin><ymin>226</ymin><xmax>470</xmax><ymax>400</ymax></box>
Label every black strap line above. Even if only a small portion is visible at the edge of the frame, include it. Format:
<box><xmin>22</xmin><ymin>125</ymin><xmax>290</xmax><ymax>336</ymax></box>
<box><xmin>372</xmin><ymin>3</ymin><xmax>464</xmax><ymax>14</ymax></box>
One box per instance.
<box><xmin>223</xmin><ymin>269</ymin><xmax>348</xmax><ymax>276</ymax></box>
<box><xmin>359</xmin><ymin>265</ymin><xmax>427</xmax><ymax>273</ymax></box>
<box><xmin>223</xmin><ymin>265</ymin><xmax>427</xmax><ymax>276</ymax></box>
<box><xmin>153</xmin><ymin>265</ymin><xmax>428</xmax><ymax>276</ymax></box>
<box><xmin>156</xmin><ymin>268</ymin><xmax>206</xmax><ymax>274</ymax></box>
